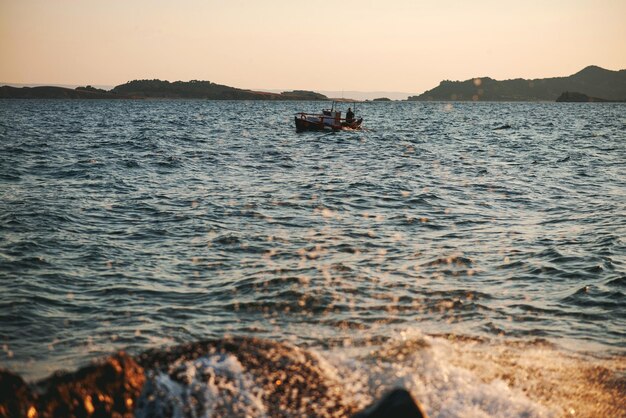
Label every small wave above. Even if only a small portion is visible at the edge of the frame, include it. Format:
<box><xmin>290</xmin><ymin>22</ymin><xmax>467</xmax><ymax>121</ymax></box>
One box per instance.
<box><xmin>212</xmin><ymin>234</ymin><xmax>242</xmax><ymax>245</ymax></box>
<box><xmin>155</xmin><ymin>155</ymin><xmax>183</xmax><ymax>168</ymax></box>
<box><xmin>561</xmin><ymin>285</ymin><xmax>626</xmax><ymax>310</ymax></box>
<box><xmin>423</xmin><ymin>255</ymin><xmax>473</xmax><ymax>268</ymax></box>
<box><xmin>122</xmin><ymin>159</ymin><xmax>141</xmax><ymax>168</ymax></box>
<box><xmin>607</xmin><ymin>275</ymin><xmax>626</xmax><ymax>288</ymax></box>
<box><xmin>0</xmin><ymin>172</ymin><xmax>21</xmax><ymax>181</ymax></box>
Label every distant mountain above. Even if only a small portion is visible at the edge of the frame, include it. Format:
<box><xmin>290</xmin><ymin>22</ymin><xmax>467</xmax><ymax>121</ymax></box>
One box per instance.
<box><xmin>408</xmin><ymin>66</ymin><xmax>626</xmax><ymax>101</ymax></box>
<box><xmin>0</xmin><ymin>85</ymin><xmax>121</xmax><ymax>99</ymax></box>
<box><xmin>0</xmin><ymin>79</ymin><xmax>328</xmax><ymax>100</ymax></box>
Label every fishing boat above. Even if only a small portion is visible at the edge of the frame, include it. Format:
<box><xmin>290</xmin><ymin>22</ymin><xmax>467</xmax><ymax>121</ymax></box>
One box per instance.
<box><xmin>295</xmin><ymin>102</ymin><xmax>363</xmax><ymax>132</ymax></box>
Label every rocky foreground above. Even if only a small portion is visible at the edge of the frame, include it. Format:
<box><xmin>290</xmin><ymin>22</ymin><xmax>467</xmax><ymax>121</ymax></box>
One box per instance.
<box><xmin>0</xmin><ymin>337</ymin><xmax>426</xmax><ymax>418</ymax></box>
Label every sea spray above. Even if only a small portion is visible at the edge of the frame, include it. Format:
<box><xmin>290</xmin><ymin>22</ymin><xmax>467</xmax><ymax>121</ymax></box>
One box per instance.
<box><xmin>136</xmin><ymin>354</ymin><xmax>266</xmax><ymax>418</ymax></box>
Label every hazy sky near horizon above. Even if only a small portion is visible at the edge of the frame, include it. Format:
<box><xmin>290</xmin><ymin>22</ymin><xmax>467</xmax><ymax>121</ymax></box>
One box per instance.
<box><xmin>1</xmin><ymin>0</ymin><xmax>625</xmax><ymax>93</ymax></box>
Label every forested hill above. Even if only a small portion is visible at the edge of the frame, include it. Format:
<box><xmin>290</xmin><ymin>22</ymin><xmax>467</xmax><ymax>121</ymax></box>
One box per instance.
<box><xmin>0</xmin><ymin>79</ymin><xmax>328</xmax><ymax>100</ymax></box>
<box><xmin>408</xmin><ymin>66</ymin><xmax>626</xmax><ymax>101</ymax></box>
<box><xmin>0</xmin><ymin>85</ymin><xmax>121</xmax><ymax>99</ymax></box>
<box><xmin>111</xmin><ymin>80</ymin><xmax>327</xmax><ymax>100</ymax></box>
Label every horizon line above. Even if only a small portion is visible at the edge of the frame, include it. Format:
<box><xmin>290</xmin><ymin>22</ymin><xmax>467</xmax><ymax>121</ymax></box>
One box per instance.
<box><xmin>2</xmin><ymin>64</ymin><xmax>624</xmax><ymax>99</ymax></box>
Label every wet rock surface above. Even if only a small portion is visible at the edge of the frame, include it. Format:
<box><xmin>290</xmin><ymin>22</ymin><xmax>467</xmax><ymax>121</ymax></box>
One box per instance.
<box><xmin>0</xmin><ymin>337</ymin><xmax>427</xmax><ymax>418</ymax></box>
<box><xmin>136</xmin><ymin>336</ymin><xmax>360</xmax><ymax>417</ymax></box>
<box><xmin>0</xmin><ymin>369</ymin><xmax>35</xmax><ymax>418</ymax></box>
<box><xmin>1</xmin><ymin>352</ymin><xmax>144</xmax><ymax>418</ymax></box>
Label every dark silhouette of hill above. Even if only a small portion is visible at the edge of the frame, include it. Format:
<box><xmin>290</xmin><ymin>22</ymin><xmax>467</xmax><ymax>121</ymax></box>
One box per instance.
<box><xmin>0</xmin><ymin>85</ymin><xmax>121</xmax><ymax>99</ymax></box>
<box><xmin>556</xmin><ymin>91</ymin><xmax>626</xmax><ymax>102</ymax></box>
<box><xmin>113</xmin><ymin>80</ymin><xmax>328</xmax><ymax>100</ymax></box>
<box><xmin>0</xmin><ymin>80</ymin><xmax>328</xmax><ymax>100</ymax></box>
<box><xmin>112</xmin><ymin>79</ymin><xmax>259</xmax><ymax>99</ymax></box>
<box><xmin>408</xmin><ymin>66</ymin><xmax>626</xmax><ymax>101</ymax></box>
<box><xmin>278</xmin><ymin>90</ymin><xmax>328</xmax><ymax>100</ymax></box>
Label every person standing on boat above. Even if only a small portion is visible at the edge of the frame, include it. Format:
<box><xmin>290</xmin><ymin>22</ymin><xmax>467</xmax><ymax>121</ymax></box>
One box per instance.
<box><xmin>346</xmin><ymin>107</ymin><xmax>355</xmax><ymax>124</ymax></box>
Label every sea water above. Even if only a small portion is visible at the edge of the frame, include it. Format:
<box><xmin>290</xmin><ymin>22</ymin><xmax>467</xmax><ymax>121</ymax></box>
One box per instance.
<box><xmin>0</xmin><ymin>100</ymin><xmax>625</xmax><ymax>417</ymax></box>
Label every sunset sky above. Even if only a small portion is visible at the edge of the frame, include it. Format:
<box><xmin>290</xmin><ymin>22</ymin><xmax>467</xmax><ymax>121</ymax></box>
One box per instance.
<box><xmin>1</xmin><ymin>0</ymin><xmax>625</xmax><ymax>94</ymax></box>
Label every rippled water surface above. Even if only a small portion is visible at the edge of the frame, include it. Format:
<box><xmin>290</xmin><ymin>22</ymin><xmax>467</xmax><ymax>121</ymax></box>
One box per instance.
<box><xmin>1</xmin><ymin>100</ymin><xmax>625</xmax><ymax>396</ymax></box>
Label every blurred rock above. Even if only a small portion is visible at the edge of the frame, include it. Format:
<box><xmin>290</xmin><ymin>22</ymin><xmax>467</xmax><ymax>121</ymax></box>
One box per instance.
<box><xmin>352</xmin><ymin>388</ymin><xmax>427</xmax><ymax>418</ymax></box>
<box><xmin>1</xmin><ymin>352</ymin><xmax>144</xmax><ymax>418</ymax></box>
<box><xmin>0</xmin><ymin>369</ymin><xmax>35</xmax><ymax>418</ymax></box>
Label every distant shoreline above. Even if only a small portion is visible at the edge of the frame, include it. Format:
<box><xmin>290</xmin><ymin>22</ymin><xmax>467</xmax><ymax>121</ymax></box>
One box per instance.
<box><xmin>0</xmin><ymin>81</ymin><xmax>331</xmax><ymax>101</ymax></box>
<box><xmin>2</xmin><ymin>65</ymin><xmax>625</xmax><ymax>102</ymax></box>
<box><xmin>408</xmin><ymin>65</ymin><xmax>625</xmax><ymax>102</ymax></box>
<box><xmin>2</xmin><ymin>96</ymin><xmax>624</xmax><ymax>103</ymax></box>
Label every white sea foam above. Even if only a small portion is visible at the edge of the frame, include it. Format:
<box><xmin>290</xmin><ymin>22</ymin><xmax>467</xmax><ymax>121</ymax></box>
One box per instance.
<box><xmin>318</xmin><ymin>330</ymin><xmax>556</xmax><ymax>418</ymax></box>
<box><xmin>136</xmin><ymin>353</ymin><xmax>267</xmax><ymax>418</ymax></box>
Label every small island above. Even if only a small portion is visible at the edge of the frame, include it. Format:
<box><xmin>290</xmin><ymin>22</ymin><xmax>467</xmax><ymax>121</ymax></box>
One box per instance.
<box><xmin>0</xmin><ymin>79</ymin><xmax>329</xmax><ymax>101</ymax></box>
<box><xmin>555</xmin><ymin>91</ymin><xmax>626</xmax><ymax>102</ymax></box>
